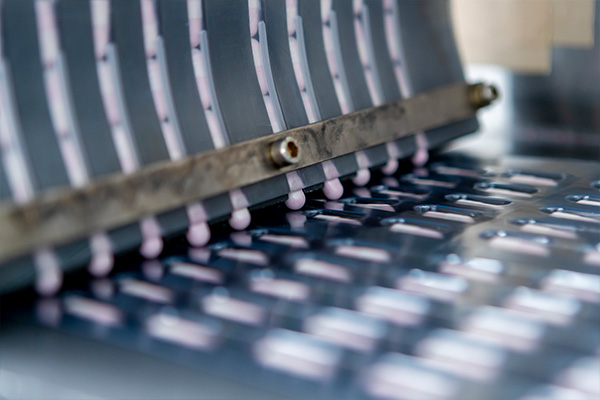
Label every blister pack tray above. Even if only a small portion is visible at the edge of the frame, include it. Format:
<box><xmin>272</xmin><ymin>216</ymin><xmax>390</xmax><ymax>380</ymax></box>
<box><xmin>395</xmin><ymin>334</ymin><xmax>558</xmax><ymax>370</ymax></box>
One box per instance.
<box><xmin>21</xmin><ymin>151</ymin><xmax>600</xmax><ymax>400</ymax></box>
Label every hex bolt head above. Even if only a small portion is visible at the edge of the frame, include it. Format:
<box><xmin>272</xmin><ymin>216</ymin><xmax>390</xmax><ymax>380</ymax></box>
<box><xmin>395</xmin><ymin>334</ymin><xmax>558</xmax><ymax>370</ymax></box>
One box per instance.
<box><xmin>269</xmin><ymin>136</ymin><xmax>301</xmax><ymax>167</ymax></box>
<box><xmin>469</xmin><ymin>83</ymin><xmax>499</xmax><ymax>109</ymax></box>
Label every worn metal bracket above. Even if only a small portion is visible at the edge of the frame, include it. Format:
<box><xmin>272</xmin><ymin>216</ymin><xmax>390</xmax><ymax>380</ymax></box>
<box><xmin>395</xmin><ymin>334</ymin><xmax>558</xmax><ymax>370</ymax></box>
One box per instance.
<box><xmin>0</xmin><ymin>82</ymin><xmax>495</xmax><ymax>263</ymax></box>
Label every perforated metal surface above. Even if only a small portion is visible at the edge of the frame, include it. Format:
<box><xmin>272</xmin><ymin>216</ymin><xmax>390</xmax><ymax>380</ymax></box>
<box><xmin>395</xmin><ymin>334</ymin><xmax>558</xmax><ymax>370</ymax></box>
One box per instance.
<box><xmin>24</xmin><ymin>152</ymin><xmax>600</xmax><ymax>400</ymax></box>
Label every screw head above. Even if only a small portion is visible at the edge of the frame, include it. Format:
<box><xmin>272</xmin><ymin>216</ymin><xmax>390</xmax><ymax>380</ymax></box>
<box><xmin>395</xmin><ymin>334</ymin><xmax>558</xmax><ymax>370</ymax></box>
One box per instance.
<box><xmin>269</xmin><ymin>136</ymin><xmax>301</xmax><ymax>167</ymax></box>
<box><xmin>470</xmin><ymin>83</ymin><xmax>499</xmax><ymax>109</ymax></box>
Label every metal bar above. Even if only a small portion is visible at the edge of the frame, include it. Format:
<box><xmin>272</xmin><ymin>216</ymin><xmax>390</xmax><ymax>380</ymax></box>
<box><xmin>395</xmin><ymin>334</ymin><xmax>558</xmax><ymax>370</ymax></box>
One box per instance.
<box><xmin>0</xmin><ymin>82</ymin><xmax>486</xmax><ymax>263</ymax></box>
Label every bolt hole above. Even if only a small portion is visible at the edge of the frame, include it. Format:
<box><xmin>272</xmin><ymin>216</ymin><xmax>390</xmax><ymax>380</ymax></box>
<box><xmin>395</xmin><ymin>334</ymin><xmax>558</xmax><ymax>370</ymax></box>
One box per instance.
<box><xmin>287</xmin><ymin>141</ymin><xmax>299</xmax><ymax>158</ymax></box>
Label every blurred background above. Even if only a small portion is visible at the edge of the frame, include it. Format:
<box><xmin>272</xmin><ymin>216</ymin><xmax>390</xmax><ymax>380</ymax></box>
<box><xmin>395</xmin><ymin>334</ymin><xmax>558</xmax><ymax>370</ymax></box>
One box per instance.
<box><xmin>451</xmin><ymin>0</ymin><xmax>599</xmax><ymax>160</ymax></box>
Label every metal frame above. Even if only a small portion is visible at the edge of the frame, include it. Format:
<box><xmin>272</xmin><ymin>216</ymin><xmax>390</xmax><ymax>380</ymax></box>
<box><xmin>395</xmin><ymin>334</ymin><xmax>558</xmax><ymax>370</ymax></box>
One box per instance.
<box><xmin>0</xmin><ymin>82</ymin><xmax>493</xmax><ymax>263</ymax></box>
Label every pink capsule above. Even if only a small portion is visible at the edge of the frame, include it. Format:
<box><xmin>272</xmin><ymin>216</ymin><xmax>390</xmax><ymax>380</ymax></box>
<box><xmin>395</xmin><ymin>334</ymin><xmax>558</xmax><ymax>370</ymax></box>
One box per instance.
<box><xmin>186</xmin><ymin>202</ymin><xmax>210</xmax><ymax>245</ymax></box>
<box><xmin>187</xmin><ymin>0</ymin><xmax>203</xmax><ymax>47</ymax></box>
<box><xmin>148</xmin><ymin>62</ymin><xmax>169</xmax><ymax>120</ymax></box>
<box><xmin>187</xmin><ymin>0</ymin><xmax>203</xmax><ymax>21</ymax></box>
<box><xmin>140</xmin><ymin>236</ymin><xmax>164</xmax><ymax>259</ymax></box>
<box><xmin>286</xmin><ymin>0</ymin><xmax>298</xmax><ymax>35</ymax></box>
<box><xmin>300</xmin><ymin>91</ymin><xmax>318</xmax><ymax>123</ymax></box>
<box><xmin>187</xmin><ymin>202</ymin><xmax>208</xmax><ymax>223</ymax></box>
<box><xmin>323</xmin><ymin>179</ymin><xmax>344</xmax><ymax>200</ymax></box>
<box><xmin>36</xmin><ymin>269</ymin><xmax>62</xmax><ymax>297</ymax></box>
<box><xmin>353</xmin><ymin>0</ymin><xmax>362</xmax><ymax>15</ymax></box>
<box><xmin>229</xmin><ymin>188</ymin><xmax>251</xmax><ymax>231</ymax></box>
<box><xmin>204</xmin><ymin>111</ymin><xmax>226</xmax><ymax>149</ymax></box>
<box><xmin>248</xmin><ymin>0</ymin><xmax>260</xmax><ymax>37</ymax></box>
<box><xmin>286</xmin><ymin>171</ymin><xmax>304</xmax><ymax>192</ymax></box>
<box><xmin>93</xmin><ymin>26</ymin><xmax>110</xmax><ymax>59</ymax></box>
<box><xmin>91</xmin><ymin>0</ymin><xmax>110</xmax><ymax>58</ymax></box>
<box><xmin>188</xmin><ymin>23</ymin><xmax>202</xmax><ymax>49</ymax></box>
<box><xmin>353</xmin><ymin>168</ymin><xmax>371</xmax><ymax>186</ymax></box>
<box><xmin>97</xmin><ymin>64</ymin><xmax>120</xmax><ymax>124</ymax></box>
<box><xmin>60</xmin><ymin>140</ymin><xmax>87</xmax><ymax>187</ymax></box>
<box><xmin>325</xmin><ymin>47</ymin><xmax>338</xmax><ymax>77</ymax></box>
<box><xmin>112</xmin><ymin>125</ymin><xmax>138</xmax><ymax>174</ymax></box>
<box><xmin>230</xmin><ymin>189</ymin><xmax>249</xmax><ymax>209</ymax></box>
<box><xmin>140</xmin><ymin>218</ymin><xmax>163</xmax><ymax>259</ymax></box>
<box><xmin>286</xmin><ymin>190</ymin><xmax>306</xmax><ymax>210</ymax></box>
<box><xmin>89</xmin><ymin>250</ymin><xmax>114</xmax><ymax>277</ymax></box>
<box><xmin>229</xmin><ymin>208</ymin><xmax>251</xmax><ymax>231</ymax></box>
<box><xmin>195</xmin><ymin>73</ymin><xmax>213</xmax><ymax>110</ymax></box>
<box><xmin>264</xmin><ymin>99</ymin><xmax>282</xmax><ymax>132</ymax></box>
<box><xmin>386</xmin><ymin>141</ymin><xmax>400</xmax><ymax>158</ymax></box>
<box><xmin>251</xmin><ymin>39</ymin><xmax>269</xmax><ymax>96</ymax></box>
<box><xmin>187</xmin><ymin>221</ymin><xmax>211</xmax><ymax>247</ymax></box>
<box><xmin>355</xmin><ymin>150</ymin><xmax>370</xmax><ymax>168</ymax></box>
<box><xmin>161</xmin><ymin>123</ymin><xmax>184</xmax><ymax>160</ymax></box>
<box><xmin>34</xmin><ymin>249</ymin><xmax>63</xmax><ymax>297</ymax></box>
<box><xmin>35</xmin><ymin>0</ymin><xmax>59</xmax><ymax>66</ymax></box>
<box><xmin>321</xmin><ymin>0</ymin><xmax>332</xmax><ymax>22</ymax></box>
<box><xmin>412</xmin><ymin>132</ymin><xmax>429</xmax><ymax>167</ymax></box>
<box><xmin>382</xmin><ymin>159</ymin><xmax>399</xmax><ymax>175</ymax></box>
<box><xmin>141</xmin><ymin>0</ymin><xmax>158</xmax><ymax>57</ymax></box>
<box><xmin>289</xmin><ymin>38</ymin><xmax>306</xmax><ymax>91</ymax></box>
<box><xmin>322</xmin><ymin>160</ymin><xmax>340</xmax><ymax>180</ymax></box>
<box><xmin>46</xmin><ymin>74</ymin><xmax>70</xmax><ymax>136</ymax></box>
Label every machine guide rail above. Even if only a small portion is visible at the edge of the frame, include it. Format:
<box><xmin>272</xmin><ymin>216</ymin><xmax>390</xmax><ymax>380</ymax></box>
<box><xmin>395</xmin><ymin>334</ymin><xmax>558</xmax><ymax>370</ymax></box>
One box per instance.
<box><xmin>0</xmin><ymin>82</ymin><xmax>495</xmax><ymax>265</ymax></box>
